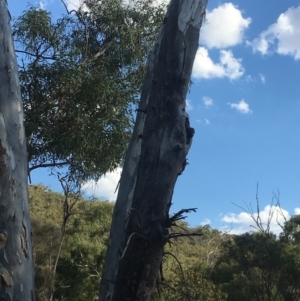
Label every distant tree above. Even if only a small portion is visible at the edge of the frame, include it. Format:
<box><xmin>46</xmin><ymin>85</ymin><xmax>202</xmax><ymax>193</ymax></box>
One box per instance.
<box><xmin>29</xmin><ymin>185</ymin><xmax>114</xmax><ymax>301</ymax></box>
<box><xmin>156</xmin><ymin>224</ymin><xmax>227</xmax><ymax>301</ymax></box>
<box><xmin>99</xmin><ymin>0</ymin><xmax>209</xmax><ymax>300</ymax></box>
<box><xmin>278</xmin><ymin>215</ymin><xmax>300</xmax><ymax>300</ymax></box>
<box><xmin>209</xmin><ymin>192</ymin><xmax>300</xmax><ymax>301</ymax></box>
<box><xmin>30</xmin><ymin>185</ymin><xmax>64</xmax><ymax>301</ymax></box>
<box><xmin>12</xmin><ymin>0</ymin><xmax>165</xmax><ymax>185</ymax></box>
<box><xmin>0</xmin><ymin>1</ymin><xmax>35</xmax><ymax>299</ymax></box>
<box><xmin>159</xmin><ymin>265</ymin><xmax>227</xmax><ymax>301</ymax></box>
<box><xmin>55</xmin><ymin>199</ymin><xmax>113</xmax><ymax>301</ymax></box>
<box><xmin>28</xmin><ymin>180</ymin><xmax>85</xmax><ymax>301</ymax></box>
<box><xmin>279</xmin><ymin>214</ymin><xmax>300</xmax><ymax>243</ymax></box>
<box><xmin>211</xmin><ymin>232</ymin><xmax>286</xmax><ymax>301</ymax></box>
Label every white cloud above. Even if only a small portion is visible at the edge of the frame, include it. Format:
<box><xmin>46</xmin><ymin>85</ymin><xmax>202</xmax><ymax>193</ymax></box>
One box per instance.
<box><xmin>193</xmin><ymin>47</ymin><xmax>224</xmax><ymax>79</ymax></box>
<box><xmin>221</xmin><ymin>205</ymin><xmax>290</xmax><ymax>235</ymax></box>
<box><xmin>37</xmin><ymin>0</ymin><xmax>54</xmax><ymax>9</ymax></box>
<box><xmin>245</xmin><ymin>75</ymin><xmax>254</xmax><ymax>82</ymax></box>
<box><xmin>196</xmin><ymin>118</ymin><xmax>210</xmax><ymax>124</ymax></box>
<box><xmin>245</xmin><ymin>74</ymin><xmax>265</xmax><ymax>84</ymax></box>
<box><xmin>81</xmin><ymin>168</ymin><xmax>122</xmax><ymax>201</ymax></box>
<box><xmin>220</xmin><ymin>50</ymin><xmax>245</xmax><ymax>79</ymax></box>
<box><xmin>193</xmin><ymin>47</ymin><xmax>244</xmax><ymax>80</ymax></box>
<box><xmin>38</xmin><ymin>0</ymin><xmax>47</xmax><ymax>9</ymax></box>
<box><xmin>200</xmin><ymin>218</ymin><xmax>211</xmax><ymax>226</ymax></box>
<box><xmin>201</xmin><ymin>3</ymin><xmax>251</xmax><ymax>49</ymax></box>
<box><xmin>249</xmin><ymin>6</ymin><xmax>300</xmax><ymax>60</ymax></box>
<box><xmin>186</xmin><ymin>99</ymin><xmax>193</xmax><ymax>111</ymax></box>
<box><xmin>203</xmin><ymin>96</ymin><xmax>213</xmax><ymax>107</ymax></box>
<box><xmin>295</xmin><ymin>208</ymin><xmax>300</xmax><ymax>215</ymax></box>
<box><xmin>63</xmin><ymin>0</ymin><xmax>85</xmax><ymax>11</ymax></box>
<box><xmin>259</xmin><ymin>73</ymin><xmax>266</xmax><ymax>84</ymax></box>
<box><xmin>228</xmin><ymin>99</ymin><xmax>252</xmax><ymax>114</ymax></box>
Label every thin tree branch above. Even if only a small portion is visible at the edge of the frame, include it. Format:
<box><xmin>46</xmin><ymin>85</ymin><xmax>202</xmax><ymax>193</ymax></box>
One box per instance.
<box><xmin>60</xmin><ymin>0</ymin><xmax>89</xmax><ymax>58</ymax></box>
<box><xmin>15</xmin><ymin>49</ymin><xmax>56</xmax><ymax>60</ymax></box>
<box><xmin>29</xmin><ymin>161</ymin><xmax>68</xmax><ymax>172</ymax></box>
<box><xmin>60</xmin><ymin>0</ymin><xmax>78</xmax><ymax>14</ymax></box>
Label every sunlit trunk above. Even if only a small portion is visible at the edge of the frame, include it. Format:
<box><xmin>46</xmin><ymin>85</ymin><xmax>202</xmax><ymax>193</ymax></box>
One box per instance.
<box><xmin>0</xmin><ymin>1</ymin><xmax>35</xmax><ymax>300</ymax></box>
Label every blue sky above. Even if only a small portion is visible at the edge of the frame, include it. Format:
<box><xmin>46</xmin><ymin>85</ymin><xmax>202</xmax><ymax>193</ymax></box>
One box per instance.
<box><xmin>9</xmin><ymin>0</ymin><xmax>300</xmax><ymax>234</ymax></box>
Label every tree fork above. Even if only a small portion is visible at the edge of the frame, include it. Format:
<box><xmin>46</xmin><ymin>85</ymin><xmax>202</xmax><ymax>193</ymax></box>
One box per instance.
<box><xmin>99</xmin><ymin>0</ymin><xmax>208</xmax><ymax>300</ymax></box>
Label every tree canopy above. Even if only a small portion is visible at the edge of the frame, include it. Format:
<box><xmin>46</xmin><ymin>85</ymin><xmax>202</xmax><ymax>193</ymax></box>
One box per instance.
<box><xmin>13</xmin><ymin>0</ymin><xmax>165</xmax><ymax>185</ymax></box>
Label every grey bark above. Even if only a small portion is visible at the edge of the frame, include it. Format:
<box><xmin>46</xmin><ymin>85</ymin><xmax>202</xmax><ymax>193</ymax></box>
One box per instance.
<box><xmin>99</xmin><ymin>0</ymin><xmax>208</xmax><ymax>300</ymax></box>
<box><xmin>0</xmin><ymin>1</ymin><xmax>36</xmax><ymax>300</ymax></box>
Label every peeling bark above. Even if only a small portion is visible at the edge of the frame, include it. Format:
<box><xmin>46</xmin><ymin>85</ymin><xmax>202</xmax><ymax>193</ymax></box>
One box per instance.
<box><xmin>0</xmin><ymin>1</ymin><xmax>36</xmax><ymax>300</ymax></box>
<box><xmin>99</xmin><ymin>0</ymin><xmax>208</xmax><ymax>300</ymax></box>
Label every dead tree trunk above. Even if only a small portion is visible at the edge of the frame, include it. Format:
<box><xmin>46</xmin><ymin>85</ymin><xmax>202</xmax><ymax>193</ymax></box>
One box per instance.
<box><xmin>0</xmin><ymin>2</ymin><xmax>36</xmax><ymax>300</ymax></box>
<box><xmin>99</xmin><ymin>0</ymin><xmax>208</xmax><ymax>300</ymax></box>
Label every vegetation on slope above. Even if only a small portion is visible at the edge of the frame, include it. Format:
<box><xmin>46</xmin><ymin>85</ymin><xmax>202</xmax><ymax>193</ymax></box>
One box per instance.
<box><xmin>30</xmin><ymin>185</ymin><xmax>300</xmax><ymax>301</ymax></box>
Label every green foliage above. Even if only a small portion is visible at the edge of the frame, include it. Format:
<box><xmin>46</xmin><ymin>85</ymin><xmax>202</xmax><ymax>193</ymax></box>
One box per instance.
<box><xmin>154</xmin><ymin>223</ymin><xmax>228</xmax><ymax>301</ymax></box>
<box><xmin>30</xmin><ymin>185</ymin><xmax>300</xmax><ymax>301</ymax></box>
<box><xmin>210</xmin><ymin>232</ymin><xmax>300</xmax><ymax>301</ymax></box>
<box><xmin>29</xmin><ymin>185</ymin><xmax>114</xmax><ymax>301</ymax></box>
<box><xmin>159</xmin><ymin>264</ymin><xmax>227</xmax><ymax>301</ymax></box>
<box><xmin>30</xmin><ymin>185</ymin><xmax>64</xmax><ymax>299</ymax></box>
<box><xmin>54</xmin><ymin>200</ymin><xmax>113</xmax><ymax>301</ymax></box>
<box><xmin>13</xmin><ymin>0</ymin><xmax>165</xmax><ymax>185</ymax></box>
<box><xmin>280</xmin><ymin>214</ymin><xmax>300</xmax><ymax>243</ymax></box>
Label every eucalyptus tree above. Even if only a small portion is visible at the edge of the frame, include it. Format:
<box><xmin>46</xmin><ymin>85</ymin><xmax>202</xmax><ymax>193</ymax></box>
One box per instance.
<box><xmin>12</xmin><ymin>0</ymin><xmax>165</xmax><ymax>185</ymax></box>
<box><xmin>0</xmin><ymin>1</ymin><xmax>35</xmax><ymax>299</ymax></box>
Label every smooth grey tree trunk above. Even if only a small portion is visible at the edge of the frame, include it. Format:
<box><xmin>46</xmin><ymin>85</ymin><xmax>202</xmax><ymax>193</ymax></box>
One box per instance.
<box><xmin>99</xmin><ymin>0</ymin><xmax>208</xmax><ymax>300</ymax></box>
<box><xmin>0</xmin><ymin>1</ymin><xmax>36</xmax><ymax>300</ymax></box>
